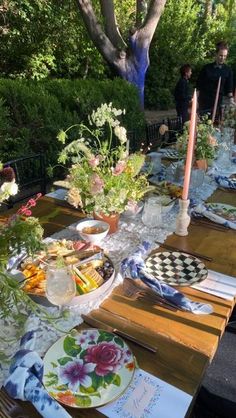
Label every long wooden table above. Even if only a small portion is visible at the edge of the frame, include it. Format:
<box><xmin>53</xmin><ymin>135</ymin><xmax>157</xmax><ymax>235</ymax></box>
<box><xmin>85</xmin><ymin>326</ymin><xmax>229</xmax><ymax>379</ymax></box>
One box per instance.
<box><xmin>3</xmin><ymin>190</ymin><xmax>236</xmax><ymax>418</ymax></box>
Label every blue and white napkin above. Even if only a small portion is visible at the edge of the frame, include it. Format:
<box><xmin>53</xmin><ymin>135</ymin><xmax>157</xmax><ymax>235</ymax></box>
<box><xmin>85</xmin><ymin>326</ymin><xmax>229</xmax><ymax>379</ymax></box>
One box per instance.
<box><xmin>4</xmin><ymin>331</ymin><xmax>72</xmax><ymax>418</ymax></box>
<box><xmin>121</xmin><ymin>242</ymin><xmax>213</xmax><ymax>315</ymax></box>
<box><xmin>214</xmin><ymin>174</ymin><xmax>236</xmax><ymax>190</ymax></box>
<box><xmin>191</xmin><ymin>203</ymin><xmax>236</xmax><ymax>230</ymax></box>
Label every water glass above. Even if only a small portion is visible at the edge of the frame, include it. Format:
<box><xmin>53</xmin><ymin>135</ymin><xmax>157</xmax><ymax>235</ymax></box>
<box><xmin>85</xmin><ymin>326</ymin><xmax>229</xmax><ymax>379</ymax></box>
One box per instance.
<box><xmin>190</xmin><ymin>169</ymin><xmax>204</xmax><ymax>190</ymax></box>
<box><xmin>166</xmin><ymin>162</ymin><xmax>184</xmax><ymax>184</ymax></box>
<box><xmin>142</xmin><ymin>197</ymin><xmax>162</xmax><ymax>228</ymax></box>
<box><xmin>146</xmin><ymin>152</ymin><xmax>162</xmax><ymax>174</ymax></box>
<box><xmin>46</xmin><ymin>265</ymin><xmax>76</xmax><ymax>307</ymax></box>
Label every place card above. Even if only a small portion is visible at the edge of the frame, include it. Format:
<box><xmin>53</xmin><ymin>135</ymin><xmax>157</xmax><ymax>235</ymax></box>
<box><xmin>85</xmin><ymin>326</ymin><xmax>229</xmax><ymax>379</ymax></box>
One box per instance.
<box><xmin>97</xmin><ymin>369</ymin><xmax>192</xmax><ymax>418</ymax></box>
<box><xmin>193</xmin><ymin>269</ymin><xmax>236</xmax><ymax>300</ymax></box>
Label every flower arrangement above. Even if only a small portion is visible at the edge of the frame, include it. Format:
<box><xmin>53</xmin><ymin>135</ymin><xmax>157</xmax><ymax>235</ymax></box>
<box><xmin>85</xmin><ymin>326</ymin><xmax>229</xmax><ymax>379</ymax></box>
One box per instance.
<box><xmin>223</xmin><ymin>104</ymin><xmax>236</xmax><ymax>129</ymax></box>
<box><xmin>177</xmin><ymin>115</ymin><xmax>218</xmax><ymax>161</ymax></box>
<box><xmin>0</xmin><ymin>194</ymin><xmax>45</xmax><ymax>320</ymax></box>
<box><xmin>0</xmin><ymin>193</ymin><xmax>44</xmax><ymax>268</ymax></box>
<box><xmin>0</xmin><ymin>163</ymin><xmax>18</xmax><ymax>205</ymax></box>
<box><xmin>56</xmin><ymin>103</ymin><xmax>152</xmax><ymax>216</ymax></box>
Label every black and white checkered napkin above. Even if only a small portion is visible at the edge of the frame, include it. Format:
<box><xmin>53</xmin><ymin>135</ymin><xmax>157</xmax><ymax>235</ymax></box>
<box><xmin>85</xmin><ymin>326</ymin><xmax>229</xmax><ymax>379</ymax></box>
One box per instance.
<box><xmin>121</xmin><ymin>242</ymin><xmax>213</xmax><ymax>315</ymax></box>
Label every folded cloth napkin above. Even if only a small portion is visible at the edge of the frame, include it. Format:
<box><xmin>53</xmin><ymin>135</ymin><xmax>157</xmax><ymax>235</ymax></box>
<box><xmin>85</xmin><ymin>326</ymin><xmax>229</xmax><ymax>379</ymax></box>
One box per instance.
<box><xmin>192</xmin><ymin>203</ymin><xmax>236</xmax><ymax>230</ymax></box>
<box><xmin>4</xmin><ymin>330</ymin><xmax>72</xmax><ymax>418</ymax></box>
<box><xmin>121</xmin><ymin>241</ymin><xmax>213</xmax><ymax>315</ymax></box>
<box><xmin>214</xmin><ymin>175</ymin><xmax>236</xmax><ymax>190</ymax></box>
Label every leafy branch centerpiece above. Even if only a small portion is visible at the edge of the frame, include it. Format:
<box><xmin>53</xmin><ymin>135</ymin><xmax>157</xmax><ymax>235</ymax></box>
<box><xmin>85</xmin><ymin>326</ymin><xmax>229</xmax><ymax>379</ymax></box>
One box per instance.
<box><xmin>56</xmin><ymin>103</ymin><xmax>152</xmax><ymax>232</ymax></box>
<box><xmin>0</xmin><ymin>168</ymin><xmax>63</xmax><ymax>349</ymax></box>
<box><xmin>176</xmin><ymin>115</ymin><xmax>218</xmax><ymax>170</ymax></box>
<box><xmin>223</xmin><ymin>104</ymin><xmax>236</xmax><ymax>130</ymax></box>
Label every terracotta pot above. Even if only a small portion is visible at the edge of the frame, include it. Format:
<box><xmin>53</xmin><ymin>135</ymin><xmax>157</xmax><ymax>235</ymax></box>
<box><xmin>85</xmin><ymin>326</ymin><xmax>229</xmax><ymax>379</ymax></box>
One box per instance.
<box><xmin>195</xmin><ymin>159</ymin><xmax>208</xmax><ymax>171</ymax></box>
<box><xmin>93</xmin><ymin>212</ymin><xmax>120</xmax><ymax>234</ymax></box>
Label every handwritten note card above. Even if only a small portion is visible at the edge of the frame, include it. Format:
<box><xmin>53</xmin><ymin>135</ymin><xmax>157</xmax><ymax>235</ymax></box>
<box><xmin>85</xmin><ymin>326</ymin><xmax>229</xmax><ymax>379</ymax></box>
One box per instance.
<box><xmin>98</xmin><ymin>369</ymin><xmax>192</xmax><ymax>418</ymax></box>
<box><xmin>193</xmin><ymin>269</ymin><xmax>236</xmax><ymax>300</ymax></box>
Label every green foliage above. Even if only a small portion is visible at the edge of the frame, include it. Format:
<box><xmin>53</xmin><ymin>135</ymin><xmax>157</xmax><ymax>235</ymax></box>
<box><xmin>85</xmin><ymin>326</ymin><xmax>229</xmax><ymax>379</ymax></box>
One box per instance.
<box><xmin>0</xmin><ymin>0</ymin><xmax>105</xmax><ymax>79</ymax></box>
<box><xmin>0</xmin><ymin>215</ymin><xmax>44</xmax><ymax>261</ymax></box>
<box><xmin>145</xmin><ymin>0</ymin><xmax>236</xmax><ymax>109</ymax></box>
<box><xmin>177</xmin><ymin>115</ymin><xmax>217</xmax><ymax>160</ymax></box>
<box><xmin>0</xmin><ymin>78</ymin><xmax>144</xmax><ymax>167</ymax></box>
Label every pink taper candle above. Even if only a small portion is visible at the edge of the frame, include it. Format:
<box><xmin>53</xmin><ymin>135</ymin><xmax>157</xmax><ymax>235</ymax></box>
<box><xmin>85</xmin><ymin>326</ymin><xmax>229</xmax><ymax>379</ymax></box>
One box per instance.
<box><xmin>212</xmin><ymin>76</ymin><xmax>221</xmax><ymax>123</ymax></box>
<box><xmin>182</xmin><ymin>89</ymin><xmax>197</xmax><ymax>201</ymax></box>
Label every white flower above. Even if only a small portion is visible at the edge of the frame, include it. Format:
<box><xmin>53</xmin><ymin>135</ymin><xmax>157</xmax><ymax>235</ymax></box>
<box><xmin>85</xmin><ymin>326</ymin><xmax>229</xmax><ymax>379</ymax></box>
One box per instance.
<box><xmin>1</xmin><ymin>180</ymin><xmax>18</xmax><ymax>196</ymax></box>
<box><xmin>114</xmin><ymin>126</ymin><xmax>127</xmax><ymax>144</ymax></box>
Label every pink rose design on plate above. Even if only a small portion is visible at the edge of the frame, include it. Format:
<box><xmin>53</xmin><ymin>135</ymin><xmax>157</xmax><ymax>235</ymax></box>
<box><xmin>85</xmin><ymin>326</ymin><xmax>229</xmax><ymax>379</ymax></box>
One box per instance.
<box><xmin>84</xmin><ymin>342</ymin><xmax>124</xmax><ymax>376</ymax></box>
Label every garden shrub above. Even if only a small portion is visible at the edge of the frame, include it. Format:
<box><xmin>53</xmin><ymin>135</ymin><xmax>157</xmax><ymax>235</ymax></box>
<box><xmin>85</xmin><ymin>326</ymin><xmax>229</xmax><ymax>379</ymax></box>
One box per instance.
<box><xmin>0</xmin><ymin>78</ymin><xmax>144</xmax><ymax>170</ymax></box>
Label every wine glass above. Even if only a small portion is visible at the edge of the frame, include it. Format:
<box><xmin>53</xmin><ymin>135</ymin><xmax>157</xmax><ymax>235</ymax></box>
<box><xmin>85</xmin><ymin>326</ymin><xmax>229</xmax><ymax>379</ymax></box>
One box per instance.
<box><xmin>45</xmin><ymin>265</ymin><xmax>76</xmax><ymax>308</ymax></box>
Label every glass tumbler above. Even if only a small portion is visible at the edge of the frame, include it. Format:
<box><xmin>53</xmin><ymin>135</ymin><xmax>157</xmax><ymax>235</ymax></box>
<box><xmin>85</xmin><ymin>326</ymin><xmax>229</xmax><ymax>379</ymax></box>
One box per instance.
<box><xmin>142</xmin><ymin>197</ymin><xmax>162</xmax><ymax>228</ymax></box>
<box><xmin>45</xmin><ymin>265</ymin><xmax>76</xmax><ymax>307</ymax></box>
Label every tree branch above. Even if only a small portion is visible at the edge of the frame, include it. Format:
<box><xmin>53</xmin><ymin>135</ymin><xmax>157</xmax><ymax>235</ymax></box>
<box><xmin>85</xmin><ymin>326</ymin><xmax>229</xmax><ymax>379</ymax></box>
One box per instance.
<box><xmin>136</xmin><ymin>0</ymin><xmax>148</xmax><ymax>27</ymax></box>
<box><xmin>99</xmin><ymin>0</ymin><xmax>126</xmax><ymax>49</ymax></box>
<box><xmin>137</xmin><ymin>0</ymin><xmax>167</xmax><ymax>47</ymax></box>
<box><xmin>76</xmin><ymin>0</ymin><xmax>120</xmax><ymax>65</ymax></box>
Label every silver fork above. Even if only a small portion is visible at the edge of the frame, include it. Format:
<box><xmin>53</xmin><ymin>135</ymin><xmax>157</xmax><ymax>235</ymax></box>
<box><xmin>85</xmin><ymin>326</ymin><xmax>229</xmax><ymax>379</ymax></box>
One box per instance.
<box><xmin>0</xmin><ymin>389</ymin><xmax>28</xmax><ymax>418</ymax></box>
<box><xmin>0</xmin><ymin>409</ymin><xmax>12</xmax><ymax>418</ymax></box>
<box><xmin>123</xmin><ymin>278</ymin><xmax>180</xmax><ymax>311</ymax></box>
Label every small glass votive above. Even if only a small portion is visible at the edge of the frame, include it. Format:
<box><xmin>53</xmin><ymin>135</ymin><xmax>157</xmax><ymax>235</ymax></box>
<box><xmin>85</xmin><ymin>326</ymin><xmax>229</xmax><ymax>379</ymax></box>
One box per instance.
<box><xmin>190</xmin><ymin>169</ymin><xmax>204</xmax><ymax>189</ymax></box>
<box><xmin>142</xmin><ymin>196</ymin><xmax>162</xmax><ymax>228</ymax></box>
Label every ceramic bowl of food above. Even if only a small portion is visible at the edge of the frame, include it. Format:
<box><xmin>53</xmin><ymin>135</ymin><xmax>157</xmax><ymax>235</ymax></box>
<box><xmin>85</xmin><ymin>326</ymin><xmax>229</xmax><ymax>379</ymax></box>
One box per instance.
<box><xmin>76</xmin><ymin>219</ymin><xmax>109</xmax><ymax>244</ymax></box>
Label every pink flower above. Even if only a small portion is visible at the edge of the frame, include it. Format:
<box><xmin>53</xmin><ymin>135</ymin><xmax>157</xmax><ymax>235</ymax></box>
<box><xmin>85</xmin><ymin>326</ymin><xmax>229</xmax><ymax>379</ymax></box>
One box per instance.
<box><xmin>84</xmin><ymin>342</ymin><xmax>123</xmax><ymax>376</ymax></box>
<box><xmin>90</xmin><ymin>174</ymin><xmax>104</xmax><ymax>194</ymax></box>
<box><xmin>112</xmin><ymin>161</ymin><xmax>126</xmax><ymax>176</ymax></box>
<box><xmin>19</xmin><ymin>207</ymin><xmax>32</xmax><ymax>216</ymax></box>
<box><xmin>28</xmin><ymin>198</ymin><xmax>37</xmax><ymax>207</ymax></box>
<box><xmin>208</xmin><ymin>135</ymin><xmax>217</xmax><ymax>147</ymax></box>
<box><xmin>88</xmin><ymin>155</ymin><xmax>100</xmax><ymax>168</ymax></box>
<box><xmin>59</xmin><ymin>359</ymin><xmax>95</xmax><ymax>391</ymax></box>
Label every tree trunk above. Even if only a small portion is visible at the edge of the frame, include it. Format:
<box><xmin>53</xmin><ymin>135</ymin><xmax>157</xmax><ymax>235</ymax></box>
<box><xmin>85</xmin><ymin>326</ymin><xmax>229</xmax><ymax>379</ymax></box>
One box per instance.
<box><xmin>114</xmin><ymin>33</ymin><xmax>149</xmax><ymax>109</ymax></box>
<box><xmin>77</xmin><ymin>0</ymin><xmax>167</xmax><ymax>109</ymax></box>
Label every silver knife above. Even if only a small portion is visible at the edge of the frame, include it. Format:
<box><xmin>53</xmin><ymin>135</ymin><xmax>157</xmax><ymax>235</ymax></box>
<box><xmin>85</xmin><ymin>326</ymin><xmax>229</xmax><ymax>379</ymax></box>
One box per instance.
<box><xmin>81</xmin><ymin>314</ymin><xmax>157</xmax><ymax>353</ymax></box>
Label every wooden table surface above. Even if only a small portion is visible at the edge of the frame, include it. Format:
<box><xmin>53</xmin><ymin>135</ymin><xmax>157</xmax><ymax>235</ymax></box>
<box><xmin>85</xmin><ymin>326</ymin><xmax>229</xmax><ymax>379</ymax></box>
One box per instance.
<box><xmin>3</xmin><ymin>189</ymin><xmax>236</xmax><ymax>418</ymax></box>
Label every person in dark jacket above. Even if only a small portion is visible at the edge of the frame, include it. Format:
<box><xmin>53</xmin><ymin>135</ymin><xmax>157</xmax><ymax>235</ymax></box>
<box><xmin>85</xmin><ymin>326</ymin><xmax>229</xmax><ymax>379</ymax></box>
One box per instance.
<box><xmin>174</xmin><ymin>64</ymin><xmax>192</xmax><ymax>124</ymax></box>
<box><xmin>196</xmin><ymin>41</ymin><xmax>234</xmax><ymax>121</ymax></box>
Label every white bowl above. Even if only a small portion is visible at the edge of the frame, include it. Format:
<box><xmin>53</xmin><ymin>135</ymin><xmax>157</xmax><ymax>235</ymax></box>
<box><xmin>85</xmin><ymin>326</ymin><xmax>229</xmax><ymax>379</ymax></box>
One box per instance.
<box><xmin>122</xmin><ymin>201</ymin><xmax>144</xmax><ymax>219</ymax></box>
<box><xmin>76</xmin><ymin>219</ymin><xmax>109</xmax><ymax>244</ymax></box>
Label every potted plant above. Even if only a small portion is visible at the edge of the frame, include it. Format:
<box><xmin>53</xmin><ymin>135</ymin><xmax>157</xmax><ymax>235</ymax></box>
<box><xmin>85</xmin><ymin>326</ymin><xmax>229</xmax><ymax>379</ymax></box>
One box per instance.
<box><xmin>176</xmin><ymin>115</ymin><xmax>218</xmax><ymax>170</ymax></box>
<box><xmin>55</xmin><ymin>103</ymin><xmax>153</xmax><ymax>232</ymax></box>
<box><xmin>223</xmin><ymin>104</ymin><xmax>236</xmax><ymax>130</ymax></box>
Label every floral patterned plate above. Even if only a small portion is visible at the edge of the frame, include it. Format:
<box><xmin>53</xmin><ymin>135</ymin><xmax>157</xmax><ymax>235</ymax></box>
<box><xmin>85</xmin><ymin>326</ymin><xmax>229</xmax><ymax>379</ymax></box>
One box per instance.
<box><xmin>206</xmin><ymin>203</ymin><xmax>236</xmax><ymax>222</ymax></box>
<box><xmin>43</xmin><ymin>329</ymin><xmax>135</xmax><ymax>408</ymax></box>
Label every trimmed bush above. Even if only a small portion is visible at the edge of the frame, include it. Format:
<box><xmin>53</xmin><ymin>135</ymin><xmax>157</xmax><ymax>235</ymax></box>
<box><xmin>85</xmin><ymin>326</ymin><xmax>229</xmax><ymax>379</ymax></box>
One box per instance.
<box><xmin>0</xmin><ymin>78</ymin><xmax>145</xmax><ymax>168</ymax></box>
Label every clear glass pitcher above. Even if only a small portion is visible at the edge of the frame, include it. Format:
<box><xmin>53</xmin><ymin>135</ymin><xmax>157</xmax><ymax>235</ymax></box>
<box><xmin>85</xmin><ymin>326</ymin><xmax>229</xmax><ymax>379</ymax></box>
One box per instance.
<box><xmin>142</xmin><ymin>196</ymin><xmax>162</xmax><ymax>228</ymax></box>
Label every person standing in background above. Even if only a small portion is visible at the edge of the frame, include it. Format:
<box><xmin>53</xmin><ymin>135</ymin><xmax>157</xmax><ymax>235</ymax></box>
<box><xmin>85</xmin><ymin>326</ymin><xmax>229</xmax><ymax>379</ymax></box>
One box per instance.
<box><xmin>196</xmin><ymin>41</ymin><xmax>234</xmax><ymax>121</ymax></box>
<box><xmin>174</xmin><ymin>64</ymin><xmax>192</xmax><ymax>124</ymax></box>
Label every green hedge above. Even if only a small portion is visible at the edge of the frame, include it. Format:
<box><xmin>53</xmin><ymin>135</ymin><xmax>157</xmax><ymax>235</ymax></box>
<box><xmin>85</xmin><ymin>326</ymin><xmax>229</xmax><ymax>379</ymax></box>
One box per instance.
<box><xmin>0</xmin><ymin>78</ymin><xmax>145</xmax><ymax>167</ymax></box>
